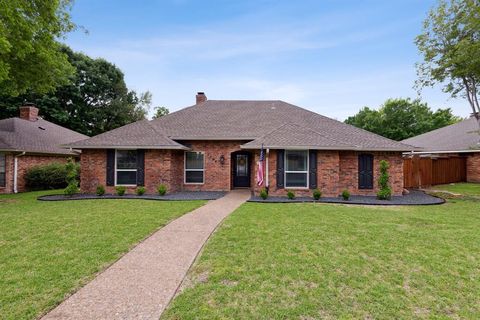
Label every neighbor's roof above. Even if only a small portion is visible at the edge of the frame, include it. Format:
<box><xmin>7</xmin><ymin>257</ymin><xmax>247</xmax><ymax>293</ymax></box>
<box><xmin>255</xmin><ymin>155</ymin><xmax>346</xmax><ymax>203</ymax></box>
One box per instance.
<box><xmin>402</xmin><ymin>116</ymin><xmax>480</xmax><ymax>152</ymax></box>
<box><xmin>0</xmin><ymin>117</ymin><xmax>88</xmax><ymax>155</ymax></box>
<box><xmin>69</xmin><ymin>100</ymin><xmax>414</xmax><ymax>151</ymax></box>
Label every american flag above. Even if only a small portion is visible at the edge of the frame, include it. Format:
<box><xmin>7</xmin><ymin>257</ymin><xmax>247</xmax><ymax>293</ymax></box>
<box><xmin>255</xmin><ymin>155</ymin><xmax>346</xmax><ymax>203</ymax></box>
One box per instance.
<box><xmin>256</xmin><ymin>144</ymin><xmax>265</xmax><ymax>186</ymax></box>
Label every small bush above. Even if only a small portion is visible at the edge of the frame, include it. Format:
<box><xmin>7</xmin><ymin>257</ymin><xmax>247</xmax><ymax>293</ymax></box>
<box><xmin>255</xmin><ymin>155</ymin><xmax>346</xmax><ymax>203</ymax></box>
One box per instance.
<box><xmin>115</xmin><ymin>186</ymin><xmax>126</xmax><ymax>196</ymax></box>
<box><xmin>341</xmin><ymin>189</ymin><xmax>350</xmax><ymax>200</ymax></box>
<box><xmin>63</xmin><ymin>158</ymin><xmax>79</xmax><ymax>196</ymax></box>
<box><xmin>259</xmin><ymin>188</ymin><xmax>268</xmax><ymax>200</ymax></box>
<box><xmin>96</xmin><ymin>185</ymin><xmax>105</xmax><ymax>196</ymax></box>
<box><xmin>157</xmin><ymin>184</ymin><xmax>167</xmax><ymax>196</ymax></box>
<box><xmin>287</xmin><ymin>190</ymin><xmax>295</xmax><ymax>200</ymax></box>
<box><xmin>377</xmin><ymin>160</ymin><xmax>392</xmax><ymax>200</ymax></box>
<box><xmin>312</xmin><ymin>189</ymin><xmax>322</xmax><ymax>200</ymax></box>
<box><xmin>377</xmin><ymin>188</ymin><xmax>392</xmax><ymax>200</ymax></box>
<box><xmin>136</xmin><ymin>186</ymin><xmax>146</xmax><ymax>196</ymax></box>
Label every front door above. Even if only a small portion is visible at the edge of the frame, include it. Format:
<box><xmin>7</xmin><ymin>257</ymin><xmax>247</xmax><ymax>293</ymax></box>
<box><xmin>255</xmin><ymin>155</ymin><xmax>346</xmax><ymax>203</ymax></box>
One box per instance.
<box><xmin>232</xmin><ymin>152</ymin><xmax>250</xmax><ymax>188</ymax></box>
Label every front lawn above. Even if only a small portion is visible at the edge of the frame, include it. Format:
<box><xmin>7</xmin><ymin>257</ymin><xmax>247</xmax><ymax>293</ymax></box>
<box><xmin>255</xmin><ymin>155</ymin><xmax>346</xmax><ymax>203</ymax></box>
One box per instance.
<box><xmin>163</xmin><ymin>199</ymin><xmax>480</xmax><ymax>319</ymax></box>
<box><xmin>431</xmin><ymin>182</ymin><xmax>480</xmax><ymax>196</ymax></box>
<box><xmin>0</xmin><ymin>191</ymin><xmax>205</xmax><ymax>320</ymax></box>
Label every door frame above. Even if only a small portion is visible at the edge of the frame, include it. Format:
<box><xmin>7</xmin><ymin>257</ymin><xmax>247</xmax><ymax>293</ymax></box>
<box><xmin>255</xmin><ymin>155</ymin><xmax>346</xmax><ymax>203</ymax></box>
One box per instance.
<box><xmin>231</xmin><ymin>151</ymin><xmax>252</xmax><ymax>189</ymax></box>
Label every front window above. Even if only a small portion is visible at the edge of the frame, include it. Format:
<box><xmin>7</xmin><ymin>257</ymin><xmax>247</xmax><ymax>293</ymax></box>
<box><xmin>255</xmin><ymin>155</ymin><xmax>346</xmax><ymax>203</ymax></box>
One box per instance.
<box><xmin>115</xmin><ymin>150</ymin><xmax>137</xmax><ymax>185</ymax></box>
<box><xmin>285</xmin><ymin>150</ymin><xmax>308</xmax><ymax>188</ymax></box>
<box><xmin>185</xmin><ymin>151</ymin><xmax>204</xmax><ymax>184</ymax></box>
<box><xmin>0</xmin><ymin>153</ymin><xmax>5</xmax><ymax>187</ymax></box>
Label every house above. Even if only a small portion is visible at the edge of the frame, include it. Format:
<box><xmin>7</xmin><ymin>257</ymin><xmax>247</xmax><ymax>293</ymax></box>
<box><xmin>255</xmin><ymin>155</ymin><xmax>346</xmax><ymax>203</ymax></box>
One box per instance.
<box><xmin>68</xmin><ymin>92</ymin><xmax>413</xmax><ymax>197</ymax></box>
<box><xmin>402</xmin><ymin>114</ymin><xmax>480</xmax><ymax>184</ymax></box>
<box><xmin>0</xmin><ymin>104</ymin><xmax>88</xmax><ymax>193</ymax></box>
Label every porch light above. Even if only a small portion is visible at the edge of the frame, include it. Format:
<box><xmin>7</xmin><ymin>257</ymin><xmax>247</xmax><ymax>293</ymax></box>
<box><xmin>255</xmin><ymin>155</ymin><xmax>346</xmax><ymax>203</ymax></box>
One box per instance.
<box><xmin>219</xmin><ymin>155</ymin><xmax>225</xmax><ymax>165</ymax></box>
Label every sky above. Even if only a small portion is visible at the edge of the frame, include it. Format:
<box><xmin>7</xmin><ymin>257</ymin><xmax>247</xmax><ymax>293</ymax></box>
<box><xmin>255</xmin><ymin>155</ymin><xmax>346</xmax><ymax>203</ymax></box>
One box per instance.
<box><xmin>65</xmin><ymin>0</ymin><xmax>471</xmax><ymax>120</ymax></box>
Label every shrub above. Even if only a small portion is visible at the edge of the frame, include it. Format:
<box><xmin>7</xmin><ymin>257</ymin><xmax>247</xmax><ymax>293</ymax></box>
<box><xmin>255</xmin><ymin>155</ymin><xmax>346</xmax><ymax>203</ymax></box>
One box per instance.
<box><xmin>25</xmin><ymin>163</ymin><xmax>68</xmax><ymax>190</ymax></box>
<box><xmin>259</xmin><ymin>188</ymin><xmax>268</xmax><ymax>200</ymax></box>
<box><xmin>115</xmin><ymin>186</ymin><xmax>126</xmax><ymax>196</ymax></box>
<box><xmin>377</xmin><ymin>160</ymin><xmax>392</xmax><ymax>200</ymax></box>
<box><xmin>157</xmin><ymin>184</ymin><xmax>167</xmax><ymax>196</ymax></box>
<box><xmin>341</xmin><ymin>189</ymin><xmax>350</xmax><ymax>200</ymax></box>
<box><xmin>287</xmin><ymin>190</ymin><xmax>295</xmax><ymax>200</ymax></box>
<box><xmin>136</xmin><ymin>186</ymin><xmax>146</xmax><ymax>196</ymax></box>
<box><xmin>96</xmin><ymin>185</ymin><xmax>105</xmax><ymax>196</ymax></box>
<box><xmin>312</xmin><ymin>189</ymin><xmax>322</xmax><ymax>200</ymax></box>
<box><xmin>63</xmin><ymin>158</ymin><xmax>79</xmax><ymax>196</ymax></box>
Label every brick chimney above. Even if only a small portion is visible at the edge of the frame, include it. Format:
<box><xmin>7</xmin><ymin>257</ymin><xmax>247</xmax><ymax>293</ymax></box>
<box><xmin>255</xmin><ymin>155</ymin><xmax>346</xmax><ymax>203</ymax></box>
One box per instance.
<box><xmin>19</xmin><ymin>103</ymin><xmax>39</xmax><ymax>121</ymax></box>
<box><xmin>196</xmin><ymin>92</ymin><xmax>207</xmax><ymax>104</ymax></box>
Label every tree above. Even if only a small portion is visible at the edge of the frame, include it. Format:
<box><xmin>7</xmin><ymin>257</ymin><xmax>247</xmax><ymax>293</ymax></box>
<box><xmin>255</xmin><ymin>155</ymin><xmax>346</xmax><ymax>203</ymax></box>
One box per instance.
<box><xmin>153</xmin><ymin>106</ymin><xmax>170</xmax><ymax>119</ymax></box>
<box><xmin>0</xmin><ymin>0</ymin><xmax>76</xmax><ymax>96</ymax></box>
<box><xmin>0</xmin><ymin>46</ymin><xmax>150</xmax><ymax>136</ymax></box>
<box><xmin>345</xmin><ymin>98</ymin><xmax>461</xmax><ymax>141</ymax></box>
<box><xmin>415</xmin><ymin>0</ymin><xmax>480</xmax><ymax>124</ymax></box>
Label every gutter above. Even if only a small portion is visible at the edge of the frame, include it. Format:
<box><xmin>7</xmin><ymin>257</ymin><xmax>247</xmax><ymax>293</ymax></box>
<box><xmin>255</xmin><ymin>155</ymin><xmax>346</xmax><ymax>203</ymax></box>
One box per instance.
<box><xmin>13</xmin><ymin>151</ymin><xmax>26</xmax><ymax>193</ymax></box>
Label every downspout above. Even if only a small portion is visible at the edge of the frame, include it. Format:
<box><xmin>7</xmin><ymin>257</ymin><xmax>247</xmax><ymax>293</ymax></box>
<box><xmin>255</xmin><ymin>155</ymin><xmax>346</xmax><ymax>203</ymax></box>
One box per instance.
<box><xmin>13</xmin><ymin>151</ymin><xmax>26</xmax><ymax>193</ymax></box>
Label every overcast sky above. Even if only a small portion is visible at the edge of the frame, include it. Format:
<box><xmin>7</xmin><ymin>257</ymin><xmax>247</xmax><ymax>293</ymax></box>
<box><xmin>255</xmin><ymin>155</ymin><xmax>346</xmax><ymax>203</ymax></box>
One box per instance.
<box><xmin>65</xmin><ymin>0</ymin><xmax>471</xmax><ymax>120</ymax></box>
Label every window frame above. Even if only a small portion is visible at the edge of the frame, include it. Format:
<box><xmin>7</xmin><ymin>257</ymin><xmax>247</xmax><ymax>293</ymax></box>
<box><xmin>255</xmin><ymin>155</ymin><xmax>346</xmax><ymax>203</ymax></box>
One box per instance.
<box><xmin>114</xmin><ymin>149</ymin><xmax>138</xmax><ymax>186</ymax></box>
<box><xmin>0</xmin><ymin>153</ymin><xmax>5</xmax><ymax>188</ymax></box>
<box><xmin>284</xmin><ymin>150</ymin><xmax>309</xmax><ymax>189</ymax></box>
<box><xmin>184</xmin><ymin>151</ymin><xmax>205</xmax><ymax>185</ymax></box>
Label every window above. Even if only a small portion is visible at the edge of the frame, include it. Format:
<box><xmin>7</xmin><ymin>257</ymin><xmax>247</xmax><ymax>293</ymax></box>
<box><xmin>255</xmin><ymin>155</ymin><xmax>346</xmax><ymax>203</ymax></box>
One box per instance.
<box><xmin>358</xmin><ymin>154</ymin><xmax>374</xmax><ymax>189</ymax></box>
<box><xmin>0</xmin><ymin>153</ymin><xmax>5</xmax><ymax>187</ymax></box>
<box><xmin>115</xmin><ymin>150</ymin><xmax>137</xmax><ymax>185</ymax></box>
<box><xmin>285</xmin><ymin>150</ymin><xmax>308</xmax><ymax>188</ymax></box>
<box><xmin>185</xmin><ymin>151</ymin><xmax>204</xmax><ymax>184</ymax></box>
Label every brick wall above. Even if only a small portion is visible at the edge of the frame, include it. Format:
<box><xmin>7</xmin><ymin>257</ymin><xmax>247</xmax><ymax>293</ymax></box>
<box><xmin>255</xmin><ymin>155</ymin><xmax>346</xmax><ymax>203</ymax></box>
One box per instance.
<box><xmin>80</xmin><ymin>149</ymin><xmax>107</xmax><ymax>193</ymax></box>
<box><xmin>467</xmin><ymin>153</ymin><xmax>480</xmax><ymax>183</ymax></box>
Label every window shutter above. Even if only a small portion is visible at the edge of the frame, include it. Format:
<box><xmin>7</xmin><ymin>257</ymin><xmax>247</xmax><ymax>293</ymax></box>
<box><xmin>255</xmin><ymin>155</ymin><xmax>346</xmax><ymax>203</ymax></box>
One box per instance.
<box><xmin>358</xmin><ymin>154</ymin><xmax>374</xmax><ymax>189</ymax></box>
<box><xmin>309</xmin><ymin>150</ymin><xmax>317</xmax><ymax>189</ymax></box>
<box><xmin>136</xmin><ymin>149</ymin><xmax>145</xmax><ymax>186</ymax></box>
<box><xmin>276</xmin><ymin>149</ymin><xmax>285</xmax><ymax>188</ymax></box>
<box><xmin>106</xmin><ymin>149</ymin><xmax>115</xmax><ymax>186</ymax></box>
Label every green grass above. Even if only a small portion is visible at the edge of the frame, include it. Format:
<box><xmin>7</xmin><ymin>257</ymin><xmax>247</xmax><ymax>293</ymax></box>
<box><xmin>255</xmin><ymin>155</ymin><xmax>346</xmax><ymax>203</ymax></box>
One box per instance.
<box><xmin>163</xmin><ymin>200</ymin><xmax>480</xmax><ymax>319</ymax></box>
<box><xmin>431</xmin><ymin>182</ymin><xmax>480</xmax><ymax>196</ymax></box>
<box><xmin>0</xmin><ymin>190</ymin><xmax>205</xmax><ymax>320</ymax></box>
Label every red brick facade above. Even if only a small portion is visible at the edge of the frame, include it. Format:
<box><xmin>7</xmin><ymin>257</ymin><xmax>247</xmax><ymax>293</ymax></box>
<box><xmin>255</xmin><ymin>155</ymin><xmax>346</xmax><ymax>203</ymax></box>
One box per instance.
<box><xmin>467</xmin><ymin>153</ymin><xmax>480</xmax><ymax>183</ymax></box>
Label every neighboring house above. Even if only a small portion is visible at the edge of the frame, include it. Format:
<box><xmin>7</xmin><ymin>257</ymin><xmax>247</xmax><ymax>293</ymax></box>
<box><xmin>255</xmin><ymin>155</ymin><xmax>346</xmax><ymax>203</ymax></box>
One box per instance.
<box><xmin>402</xmin><ymin>114</ymin><xmax>480</xmax><ymax>183</ymax></box>
<box><xmin>68</xmin><ymin>93</ymin><xmax>413</xmax><ymax>197</ymax></box>
<box><xmin>0</xmin><ymin>104</ymin><xmax>88</xmax><ymax>193</ymax></box>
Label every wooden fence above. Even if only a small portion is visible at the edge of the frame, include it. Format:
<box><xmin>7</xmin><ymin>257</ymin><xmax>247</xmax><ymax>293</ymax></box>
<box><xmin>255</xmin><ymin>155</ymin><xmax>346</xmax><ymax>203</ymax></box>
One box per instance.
<box><xmin>404</xmin><ymin>156</ymin><xmax>467</xmax><ymax>188</ymax></box>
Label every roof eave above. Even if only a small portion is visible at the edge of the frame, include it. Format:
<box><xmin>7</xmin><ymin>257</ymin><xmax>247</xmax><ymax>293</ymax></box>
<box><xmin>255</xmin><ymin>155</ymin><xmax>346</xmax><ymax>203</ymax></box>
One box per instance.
<box><xmin>240</xmin><ymin>144</ymin><xmax>412</xmax><ymax>152</ymax></box>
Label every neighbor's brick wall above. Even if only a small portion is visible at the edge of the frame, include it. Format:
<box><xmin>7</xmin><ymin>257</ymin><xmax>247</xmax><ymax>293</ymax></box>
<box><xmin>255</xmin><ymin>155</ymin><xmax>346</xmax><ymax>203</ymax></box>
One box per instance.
<box><xmin>467</xmin><ymin>153</ymin><xmax>480</xmax><ymax>183</ymax></box>
<box><xmin>0</xmin><ymin>153</ymin><xmax>14</xmax><ymax>194</ymax></box>
<box><xmin>17</xmin><ymin>155</ymin><xmax>69</xmax><ymax>192</ymax></box>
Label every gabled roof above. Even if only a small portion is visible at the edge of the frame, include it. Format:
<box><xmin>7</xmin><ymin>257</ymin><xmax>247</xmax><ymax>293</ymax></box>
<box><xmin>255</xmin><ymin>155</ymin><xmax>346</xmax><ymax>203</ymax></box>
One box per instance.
<box><xmin>0</xmin><ymin>117</ymin><xmax>88</xmax><ymax>155</ymax></box>
<box><xmin>402</xmin><ymin>116</ymin><xmax>480</xmax><ymax>152</ymax></box>
<box><xmin>69</xmin><ymin>99</ymin><xmax>414</xmax><ymax>152</ymax></box>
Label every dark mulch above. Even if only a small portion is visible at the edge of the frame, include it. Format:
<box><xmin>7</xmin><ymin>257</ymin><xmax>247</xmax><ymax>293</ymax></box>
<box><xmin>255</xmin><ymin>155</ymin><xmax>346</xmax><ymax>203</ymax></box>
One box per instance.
<box><xmin>248</xmin><ymin>190</ymin><xmax>444</xmax><ymax>206</ymax></box>
<box><xmin>38</xmin><ymin>191</ymin><xmax>227</xmax><ymax>202</ymax></box>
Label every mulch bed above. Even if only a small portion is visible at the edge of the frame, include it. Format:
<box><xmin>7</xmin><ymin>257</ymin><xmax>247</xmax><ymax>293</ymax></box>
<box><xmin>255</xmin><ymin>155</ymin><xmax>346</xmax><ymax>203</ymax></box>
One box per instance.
<box><xmin>38</xmin><ymin>191</ymin><xmax>227</xmax><ymax>202</ymax></box>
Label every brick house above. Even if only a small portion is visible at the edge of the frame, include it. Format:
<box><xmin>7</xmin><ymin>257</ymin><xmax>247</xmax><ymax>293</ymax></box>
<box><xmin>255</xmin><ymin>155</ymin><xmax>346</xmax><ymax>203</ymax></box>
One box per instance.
<box><xmin>69</xmin><ymin>93</ymin><xmax>413</xmax><ymax>197</ymax></box>
<box><xmin>0</xmin><ymin>105</ymin><xmax>88</xmax><ymax>194</ymax></box>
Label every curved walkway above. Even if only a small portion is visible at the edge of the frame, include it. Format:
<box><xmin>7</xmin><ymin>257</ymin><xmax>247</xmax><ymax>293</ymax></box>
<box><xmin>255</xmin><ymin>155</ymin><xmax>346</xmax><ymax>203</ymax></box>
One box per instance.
<box><xmin>42</xmin><ymin>190</ymin><xmax>250</xmax><ymax>320</ymax></box>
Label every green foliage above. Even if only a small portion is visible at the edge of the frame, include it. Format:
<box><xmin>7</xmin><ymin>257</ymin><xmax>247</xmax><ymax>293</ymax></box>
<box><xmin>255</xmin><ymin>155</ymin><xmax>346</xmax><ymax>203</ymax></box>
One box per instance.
<box><xmin>259</xmin><ymin>188</ymin><xmax>268</xmax><ymax>200</ymax></box>
<box><xmin>115</xmin><ymin>186</ymin><xmax>126</xmax><ymax>196</ymax></box>
<box><xmin>312</xmin><ymin>189</ymin><xmax>322</xmax><ymax>200</ymax></box>
<box><xmin>415</xmin><ymin>0</ymin><xmax>480</xmax><ymax>118</ymax></box>
<box><xmin>96</xmin><ymin>185</ymin><xmax>105</xmax><ymax>196</ymax></box>
<box><xmin>0</xmin><ymin>0</ymin><xmax>76</xmax><ymax>96</ymax></box>
<box><xmin>153</xmin><ymin>106</ymin><xmax>170</xmax><ymax>119</ymax></box>
<box><xmin>341</xmin><ymin>189</ymin><xmax>350</xmax><ymax>200</ymax></box>
<box><xmin>25</xmin><ymin>162</ymin><xmax>79</xmax><ymax>190</ymax></box>
<box><xmin>377</xmin><ymin>160</ymin><xmax>392</xmax><ymax>200</ymax></box>
<box><xmin>136</xmin><ymin>186</ymin><xmax>146</xmax><ymax>196</ymax></box>
<box><xmin>0</xmin><ymin>46</ymin><xmax>151</xmax><ymax>136</ymax></box>
<box><xmin>157</xmin><ymin>184</ymin><xmax>167</xmax><ymax>196</ymax></box>
<box><xmin>287</xmin><ymin>190</ymin><xmax>295</xmax><ymax>200</ymax></box>
<box><xmin>63</xmin><ymin>158</ymin><xmax>79</xmax><ymax>195</ymax></box>
<box><xmin>345</xmin><ymin>98</ymin><xmax>461</xmax><ymax>141</ymax></box>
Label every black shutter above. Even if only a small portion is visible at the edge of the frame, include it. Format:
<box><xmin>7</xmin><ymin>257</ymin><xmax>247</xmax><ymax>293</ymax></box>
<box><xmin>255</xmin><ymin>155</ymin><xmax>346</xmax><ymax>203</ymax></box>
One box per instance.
<box><xmin>309</xmin><ymin>150</ymin><xmax>317</xmax><ymax>189</ymax></box>
<box><xmin>136</xmin><ymin>150</ymin><xmax>145</xmax><ymax>186</ymax></box>
<box><xmin>276</xmin><ymin>149</ymin><xmax>285</xmax><ymax>188</ymax></box>
<box><xmin>358</xmin><ymin>154</ymin><xmax>374</xmax><ymax>189</ymax></box>
<box><xmin>106</xmin><ymin>149</ymin><xmax>115</xmax><ymax>186</ymax></box>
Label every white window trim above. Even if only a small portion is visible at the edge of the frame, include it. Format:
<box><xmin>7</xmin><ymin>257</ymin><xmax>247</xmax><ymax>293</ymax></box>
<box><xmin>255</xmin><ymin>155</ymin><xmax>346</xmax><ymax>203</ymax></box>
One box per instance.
<box><xmin>0</xmin><ymin>152</ymin><xmax>5</xmax><ymax>188</ymax></box>
<box><xmin>184</xmin><ymin>151</ymin><xmax>205</xmax><ymax>185</ymax></box>
<box><xmin>114</xmin><ymin>149</ymin><xmax>137</xmax><ymax>187</ymax></box>
<box><xmin>284</xmin><ymin>150</ymin><xmax>309</xmax><ymax>189</ymax></box>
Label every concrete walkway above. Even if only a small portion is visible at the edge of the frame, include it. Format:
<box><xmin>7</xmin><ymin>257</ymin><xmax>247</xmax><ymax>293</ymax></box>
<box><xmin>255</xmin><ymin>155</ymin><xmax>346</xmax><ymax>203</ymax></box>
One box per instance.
<box><xmin>43</xmin><ymin>190</ymin><xmax>250</xmax><ymax>320</ymax></box>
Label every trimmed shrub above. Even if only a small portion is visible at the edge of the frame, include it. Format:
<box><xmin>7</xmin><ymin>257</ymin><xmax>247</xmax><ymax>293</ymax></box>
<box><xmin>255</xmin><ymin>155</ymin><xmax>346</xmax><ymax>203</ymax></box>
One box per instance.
<box><xmin>287</xmin><ymin>190</ymin><xmax>295</xmax><ymax>200</ymax></box>
<box><xmin>312</xmin><ymin>189</ymin><xmax>322</xmax><ymax>200</ymax></box>
<box><xmin>115</xmin><ymin>186</ymin><xmax>126</xmax><ymax>196</ymax></box>
<box><xmin>96</xmin><ymin>185</ymin><xmax>106</xmax><ymax>196</ymax></box>
<box><xmin>157</xmin><ymin>184</ymin><xmax>167</xmax><ymax>196</ymax></box>
<box><xmin>64</xmin><ymin>158</ymin><xmax>79</xmax><ymax>196</ymax></box>
<box><xmin>136</xmin><ymin>186</ymin><xmax>146</xmax><ymax>196</ymax></box>
<box><xmin>341</xmin><ymin>189</ymin><xmax>350</xmax><ymax>200</ymax></box>
<box><xmin>25</xmin><ymin>163</ymin><xmax>68</xmax><ymax>190</ymax></box>
<box><xmin>377</xmin><ymin>160</ymin><xmax>392</xmax><ymax>200</ymax></box>
<box><xmin>259</xmin><ymin>188</ymin><xmax>268</xmax><ymax>200</ymax></box>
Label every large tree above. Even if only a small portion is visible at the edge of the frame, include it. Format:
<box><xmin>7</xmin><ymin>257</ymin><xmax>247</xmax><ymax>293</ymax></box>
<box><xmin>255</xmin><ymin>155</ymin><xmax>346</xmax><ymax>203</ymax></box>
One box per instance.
<box><xmin>345</xmin><ymin>98</ymin><xmax>461</xmax><ymax>141</ymax></box>
<box><xmin>0</xmin><ymin>47</ymin><xmax>150</xmax><ymax>136</ymax></box>
<box><xmin>0</xmin><ymin>0</ymin><xmax>76</xmax><ymax>96</ymax></box>
<box><xmin>415</xmin><ymin>0</ymin><xmax>480</xmax><ymax>123</ymax></box>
